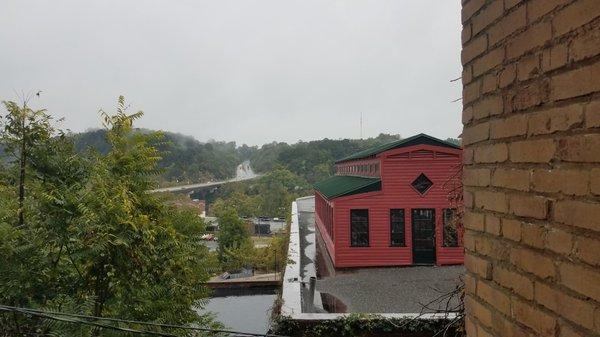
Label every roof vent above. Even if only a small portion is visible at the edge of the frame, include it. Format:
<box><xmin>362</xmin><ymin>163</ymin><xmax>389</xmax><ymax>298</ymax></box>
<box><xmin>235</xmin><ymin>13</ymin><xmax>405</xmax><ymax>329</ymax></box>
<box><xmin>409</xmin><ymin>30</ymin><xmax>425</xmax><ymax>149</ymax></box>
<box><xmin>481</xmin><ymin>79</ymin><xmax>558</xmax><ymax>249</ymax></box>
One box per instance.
<box><xmin>411</xmin><ymin>173</ymin><xmax>433</xmax><ymax>195</ymax></box>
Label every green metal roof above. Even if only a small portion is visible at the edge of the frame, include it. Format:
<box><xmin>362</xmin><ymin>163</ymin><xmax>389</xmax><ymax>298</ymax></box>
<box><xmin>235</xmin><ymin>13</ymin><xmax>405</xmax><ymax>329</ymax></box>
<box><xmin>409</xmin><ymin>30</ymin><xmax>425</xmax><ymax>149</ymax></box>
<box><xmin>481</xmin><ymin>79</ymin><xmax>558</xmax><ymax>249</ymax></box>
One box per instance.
<box><xmin>314</xmin><ymin>175</ymin><xmax>381</xmax><ymax>199</ymax></box>
<box><xmin>335</xmin><ymin>133</ymin><xmax>461</xmax><ymax>164</ymax></box>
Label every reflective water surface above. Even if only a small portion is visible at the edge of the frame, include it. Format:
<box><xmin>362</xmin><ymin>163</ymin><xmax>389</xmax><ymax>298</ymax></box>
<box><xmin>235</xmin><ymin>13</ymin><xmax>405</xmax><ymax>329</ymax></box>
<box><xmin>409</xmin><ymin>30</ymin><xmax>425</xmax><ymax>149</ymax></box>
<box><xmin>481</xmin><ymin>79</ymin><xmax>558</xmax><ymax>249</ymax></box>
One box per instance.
<box><xmin>197</xmin><ymin>293</ymin><xmax>276</xmax><ymax>335</ymax></box>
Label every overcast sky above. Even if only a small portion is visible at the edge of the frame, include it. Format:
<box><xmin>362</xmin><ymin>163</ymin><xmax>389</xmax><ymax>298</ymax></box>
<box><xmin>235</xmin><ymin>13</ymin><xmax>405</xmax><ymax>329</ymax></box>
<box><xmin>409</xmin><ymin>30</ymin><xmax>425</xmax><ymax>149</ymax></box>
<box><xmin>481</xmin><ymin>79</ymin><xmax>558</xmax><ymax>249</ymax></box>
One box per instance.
<box><xmin>1</xmin><ymin>1</ymin><xmax>462</xmax><ymax>146</ymax></box>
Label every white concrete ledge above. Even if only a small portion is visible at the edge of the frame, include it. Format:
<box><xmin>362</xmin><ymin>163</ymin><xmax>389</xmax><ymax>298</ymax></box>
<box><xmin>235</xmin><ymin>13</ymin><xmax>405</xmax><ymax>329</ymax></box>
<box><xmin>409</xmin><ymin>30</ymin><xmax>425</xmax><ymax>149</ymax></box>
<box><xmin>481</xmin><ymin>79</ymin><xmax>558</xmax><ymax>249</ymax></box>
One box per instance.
<box><xmin>281</xmin><ymin>201</ymin><xmax>302</xmax><ymax>316</ymax></box>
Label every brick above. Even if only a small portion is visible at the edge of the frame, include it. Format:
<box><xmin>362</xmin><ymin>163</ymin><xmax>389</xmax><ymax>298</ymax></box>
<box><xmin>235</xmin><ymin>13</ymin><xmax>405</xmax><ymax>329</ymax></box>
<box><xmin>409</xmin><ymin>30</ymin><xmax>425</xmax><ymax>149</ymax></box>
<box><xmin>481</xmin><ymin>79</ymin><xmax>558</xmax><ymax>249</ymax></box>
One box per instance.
<box><xmin>475</xmin><ymin>190</ymin><xmax>508</xmax><ymax>213</ymax></box>
<box><xmin>559</xmin><ymin>324</ymin><xmax>588</xmax><ymax>337</ymax></box>
<box><xmin>507</xmin><ymin>22</ymin><xmax>552</xmax><ymax>60</ymax></box>
<box><xmin>462</xmin><ymin>34</ymin><xmax>488</xmax><ymax>65</ymax></box>
<box><xmin>462</xmin><ymin>23</ymin><xmax>472</xmax><ymax>44</ymax></box>
<box><xmin>464</xmin><ymin>168</ymin><xmax>491</xmax><ymax>187</ymax></box>
<box><xmin>473</xmin><ymin>47</ymin><xmax>505</xmax><ymax>77</ymax></box>
<box><xmin>551</xmin><ymin>61</ymin><xmax>600</xmax><ymax>101</ymax></box>
<box><xmin>465</xmin><ymin>252</ymin><xmax>493</xmax><ymax>279</ymax></box>
<box><xmin>464</xmin><ymin>79</ymin><xmax>481</xmax><ymax>104</ymax></box>
<box><xmin>492</xmin><ymin>168</ymin><xmax>529</xmax><ymax>191</ymax></box>
<box><xmin>464</xmin><ymin>148</ymin><xmax>474</xmax><ymax>165</ymax></box>
<box><xmin>462</xmin><ymin>0</ymin><xmax>486</xmax><ymax>23</ymax></box>
<box><xmin>474</xmin><ymin>143</ymin><xmax>508</xmax><ymax>163</ymax></box>
<box><xmin>512</xmin><ymin>298</ymin><xmax>557</xmax><ymax>336</ymax></box>
<box><xmin>490</xmin><ymin>114</ymin><xmax>527</xmax><ymax>139</ymax></box>
<box><xmin>502</xmin><ymin>218</ymin><xmax>522</xmax><ymax>241</ymax></box>
<box><xmin>542</xmin><ymin>43</ymin><xmax>569</xmax><ymax>72</ymax></box>
<box><xmin>528</xmin><ymin>0</ymin><xmax>568</xmax><ymax>22</ymax></box>
<box><xmin>557</xmin><ymin>134</ymin><xmax>600</xmax><ymax>162</ymax></box>
<box><xmin>509</xmin><ymin>139</ymin><xmax>556</xmax><ymax>163</ymax></box>
<box><xmin>574</xmin><ymin>236</ymin><xmax>600</xmax><ymax>266</ymax></box>
<box><xmin>535</xmin><ymin>281</ymin><xmax>596</xmax><ymax>330</ymax></box>
<box><xmin>499</xmin><ymin>63</ymin><xmax>516</xmax><ymax>88</ymax></box>
<box><xmin>488</xmin><ymin>6</ymin><xmax>526</xmax><ymax>46</ymax></box>
<box><xmin>481</xmin><ymin>73</ymin><xmax>497</xmax><ymax>94</ymax></box>
<box><xmin>509</xmin><ymin>194</ymin><xmax>548</xmax><ymax>219</ymax></box>
<box><xmin>493</xmin><ymin>266</ymin><xmax>534</xmax><ymax>300</ymax></box>
<box><xmin>521</xmin><ymin>222</ymin><xmax>546</xmax><ymax>248</ymax></box>
<box><xmin>492</xmin><ymin>311</ymin><xmax>532</xmax><ymax>337</ymax></box>
<box><xmin>546</xmin><ymin>228</ymin><xmax>573</xmax><ymax>255</ymax></box>
<box><xmin>473</xmin><ymin>95</ymin><xmax>503</xmax><ymax>120</ymax></box>
<box><xmin>531</xmin><ymin>169</ymin><xmax>589</xmax><ymax>195</ymax></box>
<box><xmin>472</xmin><ymin>0</ymin><xmax>504</xmax><ymax>35</ymax></box>
<box><xmin>554</xmin><ymin>199</ymin><xmax>600</xmax><ymax>232</ymax></box>
<box><xmin>517</xmin><ymin>53</ymin><xmax>541</xmax><ymax>81</ymax></box>
<box><xmin>465</xmin><ymin>211</ymin><xmax>485</xmax><ymax>231</ymax></box>
<box><xmin>505</xmin><ymin>0</ymin><xmax>522</xmax><ymax>10</ymax></box>
<box><xmin>464</xmin><ymin>231</ymin><xmax>476</xmax><ymax>251</ymax></box>
<box><xmin>553</xmin><ymin>0</ymin><xmax>600</xmax><ymax>36</ymax></box>
<box><xmin>463</xmin><ymin>122</ymin><xmax>490</xmax><ymax>145</ymax></box>
<box><xmin>465</xmin><ymin>273</ymin><xmax>477</xmax><ymax>295</ymax></box>
<box><xmin>465</xmin><ymin>316</ymin><xmax>477</xmax><ymax>337</ymax></box>
<box><xmin>473</xmin><ymin>236</ymin><xmax>492</xmax><ymax>257</ymax></box>
<box><xmin>528</xmin><ymin>104</ymin><xmax>584</xmax><ymax>136</ymax></box>
<box><xmin>477</xmin><ymin>325</ymin><xmax>494</xmax><ymax>337</ymax></box>
<box><xmin>585</xmin><ymin>100</ymin><xmax>600</xmax><ymax>128</ymax></box>
<box><xmin>466</xmin><ymin>295</ymin><xmax>493</xmax><ymax>327</ymax></box>
<box><xmin>511</xmin><ymin>79</ymin><xmax>550</xmax><ymax>111</ymax></box>
<box><xmin>570</xmin><ymin>24</ymin><xmax>600</xmax><ymax>62</ymax></box>
<box><xmin>592</xmin><ymin>168</ymin><xmax>600</xmax><ymax>195</ymax></box>
<box><xmin>477</xmin><ymin>280</ymin><xmax>511</xmax><ymax>315</ymax></box>
<box><xmin>482</xmin><ymin>237</ymin><xmax>510</xmax><ymax>261</ymax></box>
<box><xmin>510</xmin><ymin>247</ymin><xmax>556</xmax><ymax>278</ymax></box>
<box><xmin>559</xmin><ymin>263</ymin><xmax>600</xmax><ymax>301</ymax></box>
<box><xmin>463</xmin><ymin>65</ymin><xmax>473</xmax><ymax>85</ymax></box>
<box><xmin>464</xmin><ymin>190</ymin><xmax>475</xmax><ymax>208</ymax></box>
<box><xmin>485</xmin><ymin>215</ymin><xmax>501</xmax><ymax>235</ymax></box>
<box><xmin>463</xmin><ymin>106</ymin><xmax>474</xmax><ymax>124</ymax></box>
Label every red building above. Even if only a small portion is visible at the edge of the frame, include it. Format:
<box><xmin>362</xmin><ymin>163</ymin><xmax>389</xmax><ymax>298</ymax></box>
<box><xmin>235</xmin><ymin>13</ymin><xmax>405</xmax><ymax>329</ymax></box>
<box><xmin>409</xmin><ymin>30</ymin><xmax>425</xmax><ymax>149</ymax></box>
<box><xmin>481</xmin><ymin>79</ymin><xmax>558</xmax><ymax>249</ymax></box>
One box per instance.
<box><xmin>314</xmin><ymin>134</ymin><xmax>463</xmax><ymax>268</ymax></box>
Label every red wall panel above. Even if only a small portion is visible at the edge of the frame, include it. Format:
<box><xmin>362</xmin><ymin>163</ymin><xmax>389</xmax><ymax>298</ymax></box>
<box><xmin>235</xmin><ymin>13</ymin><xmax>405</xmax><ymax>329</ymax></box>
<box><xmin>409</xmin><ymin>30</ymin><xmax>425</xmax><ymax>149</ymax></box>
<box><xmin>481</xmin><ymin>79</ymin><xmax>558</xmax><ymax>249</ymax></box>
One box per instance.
<box><xmin>316</xmin><ymin>144</ymin><xmax>463</xmax><ymax>268</ymax></box>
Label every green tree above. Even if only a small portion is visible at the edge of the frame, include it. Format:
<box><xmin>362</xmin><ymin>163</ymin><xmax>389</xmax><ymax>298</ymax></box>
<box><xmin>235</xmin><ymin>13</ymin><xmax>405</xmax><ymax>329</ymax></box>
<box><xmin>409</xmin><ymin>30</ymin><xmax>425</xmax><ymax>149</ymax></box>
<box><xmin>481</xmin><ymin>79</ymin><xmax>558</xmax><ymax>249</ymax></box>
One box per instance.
<box><xmin>0</xmin><ymin>100</ymin><xmax>54</xmax><ymax>227</ymax></box>
<box><xmin>0</xmin><ymin>96</ymin><xmax>218</xmax><ymax>336</ymax></box>
<box><xmin>216</xmin><ymin>207</ymin><xmax>252</xmax><ymax>264</ymax></box>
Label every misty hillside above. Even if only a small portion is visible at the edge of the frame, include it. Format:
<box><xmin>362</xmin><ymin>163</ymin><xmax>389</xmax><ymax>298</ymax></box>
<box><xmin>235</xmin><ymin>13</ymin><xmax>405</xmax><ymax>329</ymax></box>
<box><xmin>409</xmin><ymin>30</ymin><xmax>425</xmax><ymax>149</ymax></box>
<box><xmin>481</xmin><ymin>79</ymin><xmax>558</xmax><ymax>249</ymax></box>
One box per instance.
<box><xmin>73</xmin><ymin>129</ymin><xmax>459</xmax><ymax>185</ymax></box>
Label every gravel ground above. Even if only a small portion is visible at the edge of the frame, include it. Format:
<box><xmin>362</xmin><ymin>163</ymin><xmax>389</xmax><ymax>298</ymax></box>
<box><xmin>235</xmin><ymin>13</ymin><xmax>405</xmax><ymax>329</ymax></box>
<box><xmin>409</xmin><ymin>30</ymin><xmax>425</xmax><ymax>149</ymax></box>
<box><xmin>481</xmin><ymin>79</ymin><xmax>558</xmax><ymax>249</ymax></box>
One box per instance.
<box><xmin>296</xmin><ymin>196</ymin><xmax>464</xmax><ymax>314</ymax></box>
<box><xmin>316</xmin><ymin>264</ymin><xmax>464</xmax><ymax>313</ymax></box>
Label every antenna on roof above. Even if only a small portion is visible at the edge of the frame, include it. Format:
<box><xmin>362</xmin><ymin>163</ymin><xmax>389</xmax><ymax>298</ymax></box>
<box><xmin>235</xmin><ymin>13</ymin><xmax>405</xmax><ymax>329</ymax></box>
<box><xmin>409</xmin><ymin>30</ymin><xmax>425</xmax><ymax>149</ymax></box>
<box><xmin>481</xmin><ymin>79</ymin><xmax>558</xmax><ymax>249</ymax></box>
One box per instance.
<box><xmin>360</xmin><ymin>112</ymin><xmax>363</xmax><ymax>139</ymax></box>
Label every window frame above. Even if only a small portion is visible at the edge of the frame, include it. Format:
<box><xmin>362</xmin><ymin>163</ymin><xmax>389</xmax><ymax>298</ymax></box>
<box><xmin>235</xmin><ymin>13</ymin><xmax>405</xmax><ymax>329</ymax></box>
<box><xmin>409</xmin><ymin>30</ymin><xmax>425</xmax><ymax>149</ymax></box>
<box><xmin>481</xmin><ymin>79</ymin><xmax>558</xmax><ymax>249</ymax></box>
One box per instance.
<box><xmin>350</xmin><ymin>209</ymin><xmax>369</xmax><ymax>247</ymax></box>
<box><xmin>389</xmin><ymin>209</ymin><xmax>406</xmax><ymax>247</ymax></box>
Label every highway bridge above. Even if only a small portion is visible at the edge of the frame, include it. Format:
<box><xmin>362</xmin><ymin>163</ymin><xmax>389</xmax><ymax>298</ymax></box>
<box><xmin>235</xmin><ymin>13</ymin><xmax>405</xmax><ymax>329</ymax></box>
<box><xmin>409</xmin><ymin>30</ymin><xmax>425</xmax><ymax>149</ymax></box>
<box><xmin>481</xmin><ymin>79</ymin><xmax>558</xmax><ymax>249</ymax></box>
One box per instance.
<box><xmin>150</xmin><ymin>161</ymin><xmax>261</xmax><ymax>194</ymax></box>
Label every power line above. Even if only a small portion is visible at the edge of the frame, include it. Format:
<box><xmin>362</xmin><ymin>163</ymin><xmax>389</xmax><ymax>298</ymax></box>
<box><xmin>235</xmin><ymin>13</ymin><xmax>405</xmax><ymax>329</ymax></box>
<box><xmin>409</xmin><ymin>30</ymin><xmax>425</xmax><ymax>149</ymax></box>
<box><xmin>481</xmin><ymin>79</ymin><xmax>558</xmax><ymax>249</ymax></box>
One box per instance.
<box><xmin>0</xmin><ymin>304</ymin><xmax>288</xmax><ymax>337</ymax></box>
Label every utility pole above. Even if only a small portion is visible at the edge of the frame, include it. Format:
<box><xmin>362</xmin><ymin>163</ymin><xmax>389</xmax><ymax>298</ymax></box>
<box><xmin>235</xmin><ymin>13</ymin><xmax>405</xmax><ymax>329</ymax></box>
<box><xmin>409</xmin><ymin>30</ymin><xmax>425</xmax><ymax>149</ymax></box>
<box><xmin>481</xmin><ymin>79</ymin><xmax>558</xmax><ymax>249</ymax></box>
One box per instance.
<box><xmin>360</xmin><ymin>112</ymin><xmax>363</xmax><ymax>139</ymax></box>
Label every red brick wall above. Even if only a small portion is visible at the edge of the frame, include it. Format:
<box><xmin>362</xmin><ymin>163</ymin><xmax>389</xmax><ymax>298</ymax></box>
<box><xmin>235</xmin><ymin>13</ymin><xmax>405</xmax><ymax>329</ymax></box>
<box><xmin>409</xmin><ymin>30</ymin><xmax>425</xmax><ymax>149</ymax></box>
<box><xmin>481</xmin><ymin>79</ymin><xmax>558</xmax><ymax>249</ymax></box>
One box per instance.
<box><xmin>461</xmin><ymin>1</ymin><xmax>600</xmax><ymax>336</ymax></box>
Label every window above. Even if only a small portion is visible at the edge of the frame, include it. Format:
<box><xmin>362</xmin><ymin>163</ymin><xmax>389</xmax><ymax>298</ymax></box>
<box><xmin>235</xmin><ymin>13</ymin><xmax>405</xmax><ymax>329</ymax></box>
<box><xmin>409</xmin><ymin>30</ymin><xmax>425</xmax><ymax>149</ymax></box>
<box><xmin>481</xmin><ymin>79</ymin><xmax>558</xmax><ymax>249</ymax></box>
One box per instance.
<box><xmin>390</xmin><ymin>209</ymin><xmax>405</xmax><ymax>246</ymax></box>
<box><xmin>411</xmin><ymin>173</ymin><xmax>433</xmax><ymax>195</ymax></box>
<box><xmin>443</xmin><ymin>209</ymin><xmax>459</xmax><ymax>247</ymax></box>
<box><xmin>350</xmin><ymin>209</ymin><xmax>369</xmax><ymax>247</ymax></box>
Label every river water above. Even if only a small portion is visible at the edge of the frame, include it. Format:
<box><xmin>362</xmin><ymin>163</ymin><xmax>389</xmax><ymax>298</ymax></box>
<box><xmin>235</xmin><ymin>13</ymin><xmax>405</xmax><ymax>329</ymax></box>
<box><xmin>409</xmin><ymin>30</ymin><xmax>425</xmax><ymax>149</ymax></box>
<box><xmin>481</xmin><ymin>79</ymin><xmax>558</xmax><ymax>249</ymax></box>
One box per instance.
<box><xmin>197</xmin><ymin>292</ymin><xmax>277</xmax><ymax>335</ymax></box>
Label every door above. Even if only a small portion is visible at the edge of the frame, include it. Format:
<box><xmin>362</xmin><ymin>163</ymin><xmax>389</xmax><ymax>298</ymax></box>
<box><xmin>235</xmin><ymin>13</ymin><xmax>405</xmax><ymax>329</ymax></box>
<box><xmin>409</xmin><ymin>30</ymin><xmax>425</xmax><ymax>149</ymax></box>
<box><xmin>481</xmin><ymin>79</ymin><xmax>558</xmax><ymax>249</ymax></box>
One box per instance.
<box><xmin>412</xmin><ymin>209</ymin><xmax>436</xmax><ymax>264</ymax></box>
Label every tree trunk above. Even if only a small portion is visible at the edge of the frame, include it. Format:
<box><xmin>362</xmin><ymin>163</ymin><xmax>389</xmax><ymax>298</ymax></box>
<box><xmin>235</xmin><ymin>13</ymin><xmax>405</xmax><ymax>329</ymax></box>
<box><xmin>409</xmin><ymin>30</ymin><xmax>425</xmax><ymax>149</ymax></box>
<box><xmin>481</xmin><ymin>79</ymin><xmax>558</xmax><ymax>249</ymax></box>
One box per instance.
<box><xmin>17</xmin><ymin>116</ymin><xmax>26</xmax><ymax>227</ymax></box>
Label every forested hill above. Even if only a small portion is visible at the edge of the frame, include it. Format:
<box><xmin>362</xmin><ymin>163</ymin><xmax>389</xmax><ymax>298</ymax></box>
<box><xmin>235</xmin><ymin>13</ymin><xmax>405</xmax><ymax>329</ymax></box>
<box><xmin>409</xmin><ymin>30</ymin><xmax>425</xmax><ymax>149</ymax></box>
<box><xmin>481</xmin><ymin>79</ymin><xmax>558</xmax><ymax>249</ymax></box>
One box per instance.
<box><xmin>249</xmin><ymin>134</ymin><xmax>460</xmax><ymax>184</ymax></box>
<box><xmin>72</xmin><ymin>129</ymin><xmax>244</xmax><ymax>183</ymax></box>
<box><xmin>72</xmin><ymin>130</ymin><xmax>459</xmax><ymax>185</ymax></box>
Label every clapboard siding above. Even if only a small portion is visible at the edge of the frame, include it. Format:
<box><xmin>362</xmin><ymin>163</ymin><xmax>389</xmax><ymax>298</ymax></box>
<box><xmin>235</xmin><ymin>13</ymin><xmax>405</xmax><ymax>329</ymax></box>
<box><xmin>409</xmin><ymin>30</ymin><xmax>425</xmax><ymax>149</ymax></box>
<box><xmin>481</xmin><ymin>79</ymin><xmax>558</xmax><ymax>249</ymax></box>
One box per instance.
<box><xmin>315</xmin><ymin>143</ymin><xmax>463</xmax><ymax>268</ymax></box>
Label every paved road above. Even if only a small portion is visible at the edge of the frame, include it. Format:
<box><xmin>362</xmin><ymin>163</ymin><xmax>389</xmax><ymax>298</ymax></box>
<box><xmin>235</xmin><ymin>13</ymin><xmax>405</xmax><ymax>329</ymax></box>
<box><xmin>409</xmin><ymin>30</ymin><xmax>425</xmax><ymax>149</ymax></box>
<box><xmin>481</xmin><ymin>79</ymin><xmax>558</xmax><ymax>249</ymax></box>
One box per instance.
<box><xmin>150</xmin><ymin>160</ymin><xmax>260</xmax><ymax>193</ymax></box>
